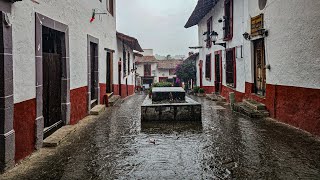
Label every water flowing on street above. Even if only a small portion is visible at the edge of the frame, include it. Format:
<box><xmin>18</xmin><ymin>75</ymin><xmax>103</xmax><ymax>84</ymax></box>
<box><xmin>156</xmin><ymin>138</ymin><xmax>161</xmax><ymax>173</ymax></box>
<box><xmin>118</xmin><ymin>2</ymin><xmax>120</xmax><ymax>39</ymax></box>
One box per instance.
<box><xmin>3</xmin><ymin>94</ymin><xmax>320</xmax><ymax>179</ymax></box>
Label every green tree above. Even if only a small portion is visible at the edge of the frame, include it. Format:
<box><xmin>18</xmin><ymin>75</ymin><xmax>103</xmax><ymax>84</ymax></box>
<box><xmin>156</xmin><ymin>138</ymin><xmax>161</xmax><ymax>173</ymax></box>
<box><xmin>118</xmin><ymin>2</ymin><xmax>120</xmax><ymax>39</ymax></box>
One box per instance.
<box><xmin>175</xmin><ymin>61</ymin><xmax>196</xmax><ymax>85</ymax></box>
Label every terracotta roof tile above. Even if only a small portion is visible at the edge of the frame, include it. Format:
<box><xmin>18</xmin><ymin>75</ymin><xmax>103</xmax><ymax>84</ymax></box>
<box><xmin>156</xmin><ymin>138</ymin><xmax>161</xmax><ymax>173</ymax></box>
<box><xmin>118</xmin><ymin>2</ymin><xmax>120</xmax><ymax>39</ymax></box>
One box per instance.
<box><xmin>157</xmin><ymin>59</ymin><xmax>183</xmax><ymax>69</ymax></box>
<box><xmin>117</xmin><ymin>32</ymin><xmax>144</xmax><ymax>52</ymax></box>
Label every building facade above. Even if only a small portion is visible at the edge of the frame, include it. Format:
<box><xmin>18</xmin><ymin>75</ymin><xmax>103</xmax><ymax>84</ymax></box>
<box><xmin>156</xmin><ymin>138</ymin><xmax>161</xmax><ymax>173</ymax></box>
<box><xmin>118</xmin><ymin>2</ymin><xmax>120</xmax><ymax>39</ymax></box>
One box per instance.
<box><xmin>135</xmin><ymin>49</ymin><xmax>183</xmax><ymax>89</ymax></box>
<box><xmin>185</xmin><ymin>0</ymin><xmax>320</xmax><ymax>136</ymax></box>
<box><xmin>0</xmin><ymin>0</ymin><xmax>118</xmax><ymax>171</ymax></box>
<box><xmin>115</xmin><ymin>32</ymin><xmax>143</xmax><ymax>98</ymax></box>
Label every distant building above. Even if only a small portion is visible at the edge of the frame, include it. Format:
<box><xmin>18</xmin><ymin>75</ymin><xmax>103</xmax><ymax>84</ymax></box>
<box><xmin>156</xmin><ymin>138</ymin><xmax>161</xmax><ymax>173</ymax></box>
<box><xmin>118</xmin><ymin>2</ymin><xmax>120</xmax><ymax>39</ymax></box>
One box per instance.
<box><xmin>135</xmin><ymin>49</ymin><xmax>183</xmax><ymax>89</ymax></box>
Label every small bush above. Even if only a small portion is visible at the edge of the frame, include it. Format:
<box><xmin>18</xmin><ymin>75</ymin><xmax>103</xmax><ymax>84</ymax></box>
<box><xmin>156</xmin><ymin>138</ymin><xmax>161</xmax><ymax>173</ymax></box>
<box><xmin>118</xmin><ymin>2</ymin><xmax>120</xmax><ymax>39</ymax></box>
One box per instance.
<box><xmin>198</xmin><ymin>88</ymin><xmax>205</xmax><ymax>94</ymax></box>
<box><xmin>153</xmin><ymin>82</ymin><xmax>173</xmax><ymax>87</ymax></box>
<box><xmin>193</xmin><ymin>86</ymin><xmax>200</xmax><ymax>93</ymax></box>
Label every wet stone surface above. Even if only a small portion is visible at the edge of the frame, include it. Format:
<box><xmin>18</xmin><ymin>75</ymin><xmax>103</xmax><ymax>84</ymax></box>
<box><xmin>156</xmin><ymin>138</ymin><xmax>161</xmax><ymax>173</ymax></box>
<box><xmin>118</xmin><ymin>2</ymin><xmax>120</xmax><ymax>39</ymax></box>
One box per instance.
<box><xmin>2</xmin><ymin>94</ymin><xmax>320</xmax><ymax>179</ymax></box>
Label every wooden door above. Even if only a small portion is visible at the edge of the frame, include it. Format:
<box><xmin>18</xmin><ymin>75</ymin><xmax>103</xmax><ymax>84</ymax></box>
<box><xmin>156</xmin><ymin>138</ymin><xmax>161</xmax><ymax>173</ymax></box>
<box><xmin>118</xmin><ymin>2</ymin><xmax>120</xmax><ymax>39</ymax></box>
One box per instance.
<box><xmin>254</xmin><ymin>39</ymin><xmax>266</xmax><ymax>96</ymax></box>
<box><xmin>118</xmin><ymin>63</ymin><xmax>122</xmax><ymax>96</ymax></box>
<box><xmin>43</xmin><ymin>53</ymin><xmax>62</xmax><ymax>129</ymax></box>
<box><xmin>214</xmin><ymin>53</ymin><xmax>222</xmax><ymax>94</ymax></box>
<box><xmin>90</xmin><ymin>43</ymin><xmax>98</xmax><ymax>107</ymax></box>
<box><xmin>106</xmin><ymin>52</ymin><xmax>112</xmax><ymax>93</ymax></box>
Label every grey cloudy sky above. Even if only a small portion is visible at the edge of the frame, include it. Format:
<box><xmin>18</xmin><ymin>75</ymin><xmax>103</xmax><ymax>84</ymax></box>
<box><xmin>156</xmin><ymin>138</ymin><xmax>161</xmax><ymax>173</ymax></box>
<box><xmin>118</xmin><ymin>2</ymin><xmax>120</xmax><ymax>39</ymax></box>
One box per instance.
<box><xmin>116</xmin><ymin>0</ymin><xmax>198</xmax><ymax>56</ymax></box>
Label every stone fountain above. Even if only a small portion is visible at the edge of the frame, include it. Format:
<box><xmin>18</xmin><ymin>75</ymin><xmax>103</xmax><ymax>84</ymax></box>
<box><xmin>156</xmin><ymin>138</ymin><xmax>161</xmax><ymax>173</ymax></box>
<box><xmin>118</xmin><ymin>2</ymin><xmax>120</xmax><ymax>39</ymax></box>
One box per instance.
<box><xmin>141</xmin><ymin>87</ymin><xmax>201</xmax><ymax>121</ymax></box>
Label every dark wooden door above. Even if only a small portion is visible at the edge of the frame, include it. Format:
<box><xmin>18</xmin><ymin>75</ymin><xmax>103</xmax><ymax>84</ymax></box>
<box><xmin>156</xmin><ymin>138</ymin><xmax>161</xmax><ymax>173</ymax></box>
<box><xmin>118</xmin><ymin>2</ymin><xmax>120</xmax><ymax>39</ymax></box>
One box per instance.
<box><xmin>106</xmin><ymin>52</ymin><xmax>112</xmax><ymax>93</ymax></box>
<box><xmin>254</xmin><ymin>39</ymin><xmax>266</xmax><ymax>96</ymax></box>
<box><xmin>215</xmin><ymin>53</ymin><xmax>221</xmax><ymax>94</ymax></box>
<box><xmin>118</xmin><ymin>64</ymin><xmax>122</xmax><ymax>96</ymax></box>
<box><xmin>43</xmin><ymin>53</ymin><xmax>62</xmax><ymax>129</ymax></box>
<box><xmin>90</xmin><ymin>43</ymin><xmax>98</xmax><ymax>107</ymax></box>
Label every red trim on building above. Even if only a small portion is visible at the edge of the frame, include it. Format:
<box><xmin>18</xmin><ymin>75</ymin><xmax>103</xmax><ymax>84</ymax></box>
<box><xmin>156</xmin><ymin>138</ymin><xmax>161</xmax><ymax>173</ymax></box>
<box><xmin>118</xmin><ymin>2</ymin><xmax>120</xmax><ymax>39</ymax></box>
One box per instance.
<box><xmin>199</xmin><ymin>60</ymin><xmax>203</xmax><ymax>87</ymax></box>
<box><xmin>99</xmin><ymin>83</ymin><xmax>106</xmax><ymax>104</ymax></box>
<box><xmin>70</xmin><ymin>86</ymin><xmax>88</xmax><ymax>125</ymax></box>
<box><xmin>202</xmin><ymin>86</ymin><xmax>215</xmax><ymax>94</ymax></box>
<box><xmin>221</xmin><ymin>85</ymin><xmax>244</xmax><ymax>103</ymax></box>
<box><xmin>113</xmin><ymin>84</ymin><xmax>120</xmax><ymax>95</ymax></box>
<box><xmin>221</xmin><ymin>82</ymin><xmax>320</xmax><ymax>137</ymax></box>
<box><xmin>14</xmin><ymin>99</ymin><xmax>36</xmax><ymax>162</ymax></box>
<box><xmin>127</xmin><ymin>85</ymin><xmax>135</xmax><ymax>96</ymax></box>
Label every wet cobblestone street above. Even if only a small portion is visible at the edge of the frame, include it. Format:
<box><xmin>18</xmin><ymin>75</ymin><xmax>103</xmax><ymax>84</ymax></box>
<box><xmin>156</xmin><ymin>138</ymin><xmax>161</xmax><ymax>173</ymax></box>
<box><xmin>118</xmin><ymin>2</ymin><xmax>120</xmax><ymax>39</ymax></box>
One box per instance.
<box><xmin>2</xmin><ymin>94</ymin><xmax>320</xmax><ymax>179</ymax></box>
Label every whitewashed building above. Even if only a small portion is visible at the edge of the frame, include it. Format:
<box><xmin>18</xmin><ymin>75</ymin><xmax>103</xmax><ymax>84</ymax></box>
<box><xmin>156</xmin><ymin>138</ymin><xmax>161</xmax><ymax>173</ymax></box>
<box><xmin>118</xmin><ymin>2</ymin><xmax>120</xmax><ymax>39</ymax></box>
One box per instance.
<box><xmin>185</xmin><ymin>0</ymin><xmax>320</xmax><ymax>136</ymax></box>
<box><xmin>135</xmin><ymin>49</ymin><xmax>183</xmax><ymax>89</ymax></box>
<box><xmin>0</xmin><ymin>0</ymin><xmax>117</xmax><ymax>170</ymax></box>
<box><xmin>115</xmin><ymin>32</ymin><xmax>143</xmax><ymax>97</ymax></box>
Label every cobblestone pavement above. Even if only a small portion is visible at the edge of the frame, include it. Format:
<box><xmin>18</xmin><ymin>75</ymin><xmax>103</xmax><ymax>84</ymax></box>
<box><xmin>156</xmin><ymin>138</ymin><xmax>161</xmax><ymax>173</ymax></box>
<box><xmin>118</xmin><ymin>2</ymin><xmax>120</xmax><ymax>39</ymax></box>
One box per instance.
<box><xmin>2</xmin><ymin>94</ymin><xmax>320</xmax><ymax>179</ymax></box>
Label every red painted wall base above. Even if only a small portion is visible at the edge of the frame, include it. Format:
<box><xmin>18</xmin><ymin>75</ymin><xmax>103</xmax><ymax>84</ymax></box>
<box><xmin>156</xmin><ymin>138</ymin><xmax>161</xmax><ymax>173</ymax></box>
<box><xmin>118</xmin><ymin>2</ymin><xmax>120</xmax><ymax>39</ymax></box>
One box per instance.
<box><xmin>70</xmin><ymin>86</ymin><xmax>88</xmax><ymax>125</ymax></box>
<box><xmin>99</xmin><ymin>83</ymin><xmax>106</xmax><ymax>104</ymax></box>
<box><xmin>201</xmin><ymin>86</ymin><xmax>215</xmax><ymax>94</ymax></box>
<box><xmin>220</xmin><ymin>83</ymin><xmax>320</xmax><ymax>137</ymax></box>
<box><xmin>14</xmin><ymin>99</ymin><xmax>36</xmax><ymax>162</ymax></box>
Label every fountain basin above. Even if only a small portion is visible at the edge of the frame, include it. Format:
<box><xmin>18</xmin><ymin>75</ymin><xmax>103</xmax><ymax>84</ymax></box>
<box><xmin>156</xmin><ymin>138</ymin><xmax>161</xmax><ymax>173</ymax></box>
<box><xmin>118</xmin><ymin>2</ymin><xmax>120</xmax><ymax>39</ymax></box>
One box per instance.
<box><xmin>152</xmin><ymin>87</ymin><xmax>186</xmax><ymax>102</ymax></box>
<box><xmin>141</xmin><ymin>95</ymin><xmax>201</xmax><ymax>121</ymax></box>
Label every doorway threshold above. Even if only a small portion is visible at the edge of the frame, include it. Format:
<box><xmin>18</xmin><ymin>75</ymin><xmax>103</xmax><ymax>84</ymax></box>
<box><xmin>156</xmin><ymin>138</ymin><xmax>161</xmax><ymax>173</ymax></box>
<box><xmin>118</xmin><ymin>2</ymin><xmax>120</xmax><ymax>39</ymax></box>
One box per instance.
<box><xmin>43</xmin><ymin>120</ymin><xmax>63</xmax><ymax>139</ymax></box>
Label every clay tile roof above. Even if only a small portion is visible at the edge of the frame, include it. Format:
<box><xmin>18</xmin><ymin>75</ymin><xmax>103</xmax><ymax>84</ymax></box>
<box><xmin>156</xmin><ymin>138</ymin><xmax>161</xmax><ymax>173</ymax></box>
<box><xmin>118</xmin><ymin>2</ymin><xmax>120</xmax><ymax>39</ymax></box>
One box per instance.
<box><xmin>184</xmin><ymin>0</ymin><xmax>219</xmax><ymax>28</ymax></box>
<box><xmin>136</xmin><ymin>56</ymin><xmax>158</xmax><ymax>63</ymax></box>
<box><xmin>157</xmin><ymin>59</ymin><xmax>183</xmax><ymax>70</ymax></box>
<box><xmin>116</xmin><ymin>32</ymin><xmax>144</xmax><ymax>52</ymax></box>
<box><xmin>185</xmin><ymin>52</ymin><xmax>199</xmax><ymax>62</ymax></box>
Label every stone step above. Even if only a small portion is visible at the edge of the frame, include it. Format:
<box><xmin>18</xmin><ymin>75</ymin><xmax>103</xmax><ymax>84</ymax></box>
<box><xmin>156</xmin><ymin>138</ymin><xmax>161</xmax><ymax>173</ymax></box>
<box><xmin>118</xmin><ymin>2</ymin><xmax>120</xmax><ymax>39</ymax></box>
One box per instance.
<box><xmin>108</xmin><ymin>95</ymin><xmax>121</xmax><ymax>106</ymax></box>
<box><xmin>243</xmin><ymin>99</ymin><xmax>266</xmax><ymax>110</ymax></box>
<box><xmin>43</xmin><ymin>125</ymin><xmax>75</xmax><ymax>147</ymax></box>
<box><xmin>233</xmin><ymin>102</ymin><xmax>269</xmax><ymax>118</ymax></box>
<box><xmin>90</xmin><ymin>105</ymin><xmax>106</xmax><ymax>115</ymax></box>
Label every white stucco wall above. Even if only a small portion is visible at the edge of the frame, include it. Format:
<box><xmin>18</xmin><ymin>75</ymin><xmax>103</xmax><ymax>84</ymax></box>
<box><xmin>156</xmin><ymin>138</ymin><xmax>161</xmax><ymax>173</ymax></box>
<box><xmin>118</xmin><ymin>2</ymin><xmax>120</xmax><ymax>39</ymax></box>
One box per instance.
<box><xmin>116</xmin><ymin>39</ymin><xmax>135</xmax><ymax>86</ymax></box>
<box><xmin>11</xmin><ymin>0</ymin><xmax>116</xmax><ymax>103</ymax></box>
<box><xmin>141</xmin><ymin>49</ymin><xmax>154</xmax><ymax>56</ymax></box>
<box><xmin>197</xmin><ymin>0</ymin><xmax>245</xmax><ymax>92</ymax></box>
<box><xmin>135</xmin><ymin>62</ymin><xmax>158</xmax><ymax>84</ymax></box>
<box><xmin>247</xmin><ymin>0</ymin><xmax>320</xmax><ymax>89</ymax></box>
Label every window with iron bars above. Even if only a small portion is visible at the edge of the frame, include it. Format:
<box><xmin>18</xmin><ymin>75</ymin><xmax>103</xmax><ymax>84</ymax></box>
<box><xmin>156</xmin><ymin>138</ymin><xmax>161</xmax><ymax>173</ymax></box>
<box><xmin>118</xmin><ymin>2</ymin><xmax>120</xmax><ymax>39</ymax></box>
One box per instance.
<box><xmin>226</xmin><ymin>48</ymin><xmax>236</xmax><ymax>88</ymax></box>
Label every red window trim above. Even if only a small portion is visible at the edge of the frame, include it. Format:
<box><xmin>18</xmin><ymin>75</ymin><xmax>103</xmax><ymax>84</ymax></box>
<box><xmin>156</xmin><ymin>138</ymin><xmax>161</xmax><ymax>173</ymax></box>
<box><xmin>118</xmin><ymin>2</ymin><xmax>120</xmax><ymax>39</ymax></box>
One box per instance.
<box><xmin>199</xmin><ymin>60</ymin><xmax>203</xmax><ymax>88</ymax></box>
<box><xmin>224</xmin><ymin>0</ymin><xmax>233</xmax><ymax>41</ymax></box>
<box><xmin>214</xmin><ymin>50</ymin><xmax>223</xmax><ymax>91</ymax></box>
<box><xmin>205</xmin><ymin>54</ymin><xmax>212</xmax><ymax>80</ymax></box>
<box><xmin>144</xmin><ymin>64</ymin><xmax>151</xmax><ymax>76</ymax></box>
<box><xmin>225</xmin><ymin>47</ymin><xmax>236</xmax><ymax>88</ymax></box>
<box><xmin>206</xmin><ymin>17</ymin><xmax>213</xmax><ymax>48</ymax></box>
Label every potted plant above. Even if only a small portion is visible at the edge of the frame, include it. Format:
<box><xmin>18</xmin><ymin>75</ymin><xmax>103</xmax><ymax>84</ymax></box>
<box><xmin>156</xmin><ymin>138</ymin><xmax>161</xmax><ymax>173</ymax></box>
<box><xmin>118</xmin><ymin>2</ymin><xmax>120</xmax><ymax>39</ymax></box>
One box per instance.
<box><xmin>193</xmin><ymin>86</ymin><xmax>200</xmax><ymax>95</ymax></box>
<box><xmin>198</xmin><ymin>88</ymin><xmax>205</xmax><ymax>97</ymax></box>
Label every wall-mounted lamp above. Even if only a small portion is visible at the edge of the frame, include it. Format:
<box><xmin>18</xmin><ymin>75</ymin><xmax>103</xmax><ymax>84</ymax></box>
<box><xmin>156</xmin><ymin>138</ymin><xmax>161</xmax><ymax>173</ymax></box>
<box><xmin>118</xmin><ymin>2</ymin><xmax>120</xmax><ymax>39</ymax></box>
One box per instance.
<box><xmin>210</xmin><ymin>31</ymin><xmax>226</xmax><ymax>48</ymax></box>
<box><xmin>243</xmin><ymin>32</ymin><xmax>251</xmax><ymax>40</ymax></box>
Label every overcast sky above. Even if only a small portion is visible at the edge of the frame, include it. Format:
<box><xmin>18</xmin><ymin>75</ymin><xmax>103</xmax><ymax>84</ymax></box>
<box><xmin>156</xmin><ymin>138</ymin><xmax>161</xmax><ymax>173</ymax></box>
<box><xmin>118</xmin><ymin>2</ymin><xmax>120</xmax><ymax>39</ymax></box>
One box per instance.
<box><xmin>116</xmin><ymin>0</ymin><xmax>198</xmax><ymax>57</ymax></box>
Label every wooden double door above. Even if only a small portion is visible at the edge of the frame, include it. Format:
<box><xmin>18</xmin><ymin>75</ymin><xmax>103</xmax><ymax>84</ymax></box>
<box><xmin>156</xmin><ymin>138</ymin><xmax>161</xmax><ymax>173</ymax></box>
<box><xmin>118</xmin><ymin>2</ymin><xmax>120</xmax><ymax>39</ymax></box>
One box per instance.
<box><xmin>253</xmin><ymin>39</ymin><xmax>266</xmax><ymax>96</ymax></box>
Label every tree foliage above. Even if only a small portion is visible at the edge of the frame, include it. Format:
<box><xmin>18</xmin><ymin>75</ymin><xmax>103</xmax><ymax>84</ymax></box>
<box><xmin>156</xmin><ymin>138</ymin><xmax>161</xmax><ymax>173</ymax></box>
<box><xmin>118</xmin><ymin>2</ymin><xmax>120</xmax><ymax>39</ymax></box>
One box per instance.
<box><xmin>175</xmin><ymin>61</ymin><xmax>196</xmax><ymax>83</ymax></box>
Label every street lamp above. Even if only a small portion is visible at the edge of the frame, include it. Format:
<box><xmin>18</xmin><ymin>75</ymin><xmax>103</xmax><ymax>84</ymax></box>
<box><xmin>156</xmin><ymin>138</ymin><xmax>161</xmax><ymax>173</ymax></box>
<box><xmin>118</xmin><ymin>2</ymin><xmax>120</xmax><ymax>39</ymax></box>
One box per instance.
<box><xmin>210</xmin><ymin>31</ymin><xmax>226</xmax><ymax>48</ymax></box>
